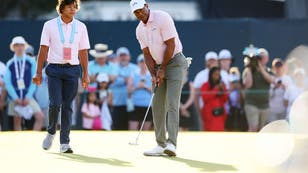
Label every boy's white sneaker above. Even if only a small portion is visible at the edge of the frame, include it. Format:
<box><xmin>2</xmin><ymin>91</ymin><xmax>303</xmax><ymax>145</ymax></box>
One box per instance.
<box><xmin>60</xmin><ymin>144</ymin><xmax>73</xmax><ymax>153</ymax></box>
<box><xmin>42</xmin><ymin>133</ymin><xmax>55</xmax><ymax>150</ymax></box>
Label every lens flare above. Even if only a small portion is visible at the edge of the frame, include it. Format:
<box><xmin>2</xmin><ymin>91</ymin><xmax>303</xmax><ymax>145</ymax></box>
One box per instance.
<box><xmin>289</xmin><ymin>91</ymin><xmax>308</xmax><ymax>134</ymax></box>
<box><xmin>254</xmin><ymin>120</ymin><xmax>295</xmax><ymax>167</ymax></box>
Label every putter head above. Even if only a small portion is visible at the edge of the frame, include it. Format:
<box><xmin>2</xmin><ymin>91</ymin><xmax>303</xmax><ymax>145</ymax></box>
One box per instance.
<box><xmin>128</xmin><ymin>140</ymin><xmax>138</xmax><ymax>145</ymax></box>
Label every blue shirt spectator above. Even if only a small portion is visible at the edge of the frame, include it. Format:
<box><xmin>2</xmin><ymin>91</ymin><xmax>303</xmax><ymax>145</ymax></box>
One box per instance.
<box><xmin>110</xmin><ymin>47</ymin><xmax>138</xmax><ymax>106</ymax></box>
<box><xmin>131</xmin><ymin>68</ymin><xmax>152</xmax><ymax>107</ymax></box>
<box><xmin>5</xmin><ymin>36</ymin><xmax>43</xmax><ymax>131</ymax></box>
<box><xmin>5</xmin><ymin>54</ymin><xmax>36</xmax><ymax>101</ymax></box>
<box><xmin>111</xmin><ymin>63</ymin><xmax>138</xmax><ymax>106</ymax></box>
<box><xmin>109</xmin><ymin>47</ymin><xmax>137</xmax><ymax>130</ymax></box>
<box><xmin>88</xmin><ymin>61</ymin><xmax>116</xmax><ymax>80</ymax></box>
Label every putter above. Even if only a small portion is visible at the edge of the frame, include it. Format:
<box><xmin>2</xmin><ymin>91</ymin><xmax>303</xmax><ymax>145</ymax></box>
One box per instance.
<box><xmin>129</xmin><ymin>86</ymin><xmax>158</xmax><ymax>145</ymax></box>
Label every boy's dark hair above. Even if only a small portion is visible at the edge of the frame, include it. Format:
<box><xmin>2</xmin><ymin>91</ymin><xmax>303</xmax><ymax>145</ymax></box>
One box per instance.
<box><xmin>56</xmin><ymin>0</ymin><xmax>80</xmax><ymax>14</ymax></box>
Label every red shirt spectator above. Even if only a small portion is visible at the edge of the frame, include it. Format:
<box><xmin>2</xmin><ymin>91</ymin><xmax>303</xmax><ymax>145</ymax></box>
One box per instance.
<box><xmin>200</xmin><ymin>67</ymin><xmax>228</xmax><ymax>131</ymax></box>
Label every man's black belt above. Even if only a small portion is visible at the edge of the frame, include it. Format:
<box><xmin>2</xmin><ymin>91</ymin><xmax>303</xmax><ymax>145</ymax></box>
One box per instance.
<box><xmin>49</xmin><ymin>63</ymin><xmax>79</xmax><ymax>68</ymax></box>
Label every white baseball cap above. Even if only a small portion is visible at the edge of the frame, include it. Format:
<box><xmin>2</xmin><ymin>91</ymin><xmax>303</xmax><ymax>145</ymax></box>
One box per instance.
<box><xmin>137</xmin><ymin>54</ymin><xmax>145</xmax><ymax>63</ymax></box>
<box><xmin>229</xmin><ymin>74</ymin><xmax>240</xmax><ymax>83</ymax></box>
<box><xmin>10</xmin><ymin>36</ymin><xmax>28</xmax><ymax>51</ymax></box>
<box><xmin>116</xmin><ymin>47</ymin><xmax>130</xmax><ymax>56</ymax></box>
<box><xmin>130</xmin><ymin>0</ymin><xmax>146</xmax><ymax>13</ymax></box>
<box><xmin>258</xmin><ymin>48</ymin><xmax>269</xmax><ymax>57</ymax></box>
<box><xmin>96</xmin><ymin>73</ymin><xmax>109</xmax><ymax>83</ymax></box>
<box><xmin>205</xmin><ymin>51</ymin><xmax>218</xmax><ymax>61</ymax></box>
<box><xmin>218</xmin><ymin>49</ymin><xmax>232</xmax><ymax>60</ymax></box>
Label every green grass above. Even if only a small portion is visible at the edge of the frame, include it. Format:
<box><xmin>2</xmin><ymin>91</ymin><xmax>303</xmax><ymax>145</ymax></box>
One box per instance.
<box><xmin>0</xmin><ymin>131</ymin><xmax>306</xmax><ymax>173</ymax></box>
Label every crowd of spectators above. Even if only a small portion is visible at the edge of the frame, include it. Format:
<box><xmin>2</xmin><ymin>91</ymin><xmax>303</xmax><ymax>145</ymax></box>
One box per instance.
<box><xmin>0</xmin><ymin>36</ymin><xmax>307</xmax><ymax>132</ymax></box>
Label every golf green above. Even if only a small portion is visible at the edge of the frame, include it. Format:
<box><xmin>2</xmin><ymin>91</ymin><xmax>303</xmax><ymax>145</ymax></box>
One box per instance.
<box><xmin>0</xmin><ymin>131</ymin><xmax>306</xmax><ymax>173</ymax></box>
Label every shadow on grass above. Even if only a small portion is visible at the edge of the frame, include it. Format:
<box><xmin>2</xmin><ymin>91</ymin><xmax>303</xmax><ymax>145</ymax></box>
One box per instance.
<box><xmin>164</xmin><ymin>156</ymin><xmax>237</xmax><ymax>172</ymax></box>
<box><xmin>52</xmin><ymin>153</ymin><xmax>133</xmax><ymax>167</ymax></box>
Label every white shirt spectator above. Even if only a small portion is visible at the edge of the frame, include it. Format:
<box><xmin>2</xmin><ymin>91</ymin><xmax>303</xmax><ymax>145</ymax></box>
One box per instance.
<box><xmin>269</xmin><ymin>75</ymin><xmax>292</xmax><ymax>114</ymax></box>
<box><xmin>193</xmin><ymin>68</ymin><xmax>230</xmax><ymax>89</ymax></box>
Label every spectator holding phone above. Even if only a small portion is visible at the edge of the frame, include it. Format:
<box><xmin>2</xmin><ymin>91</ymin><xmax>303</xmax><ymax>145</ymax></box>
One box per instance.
<box><xmin>110</xmin><ymin>47</ymin><xmax>138</xmax><ymax>130</ymax></box>
<box><xmin>127</xmin><ymin>54</ymin><xmax>152</xmax><ymax>130</ymax></box>
<box><xmin>200</xmin><ymin>66</ymin><xmax>228</xmax><ymax>131</ymax></box>
<box><xmin>269</xmin><ymin>58</ymin><xmax>292</xmax><ymax>122</ymax></box>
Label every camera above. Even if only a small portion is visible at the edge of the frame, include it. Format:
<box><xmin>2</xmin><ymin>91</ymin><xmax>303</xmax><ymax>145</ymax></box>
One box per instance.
<box><xmin>242</xmin><ymin>44</ymin><xmax>261</xmax><ymax>70</ymax></box>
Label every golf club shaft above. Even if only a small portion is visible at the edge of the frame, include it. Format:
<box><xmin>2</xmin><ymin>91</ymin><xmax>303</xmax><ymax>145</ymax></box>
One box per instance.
<box><xmin>134</xmin><ymin>86</ymin><xmax>157</xmax><ymax>142</ymax></box>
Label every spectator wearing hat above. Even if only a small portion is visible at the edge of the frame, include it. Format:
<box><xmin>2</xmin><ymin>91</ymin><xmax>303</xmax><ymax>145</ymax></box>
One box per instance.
<box><xmin>193</xmin><ymin>51</ymin><xmax>229</xmax><ymax>124</ymax></box>
<box><xmin>96</xmin><ymin>73</ymin><xmax>113</xmax><ymax>106</ymax></box>
<box><xmin>228</xmin><ymin>73</ymin><xmax>242</xmax><ymax>108</ymax></box>
<box><xmin>228</xmin><ymin>67</ymin><xmax>242</xmax><ymax>107</ymax></box>
<box><xmin>225</xmin><ymin>71</ymin><xmax>248</xmax><ymax>131</ymax></box>
<box><xmin>218</xmin><ymin>49</ymin><xmax>232</xmax><ymax>73</ymax></box>
<box><xmin>109</xmin><ymin>47</ymin><xmax>137</xmax><ymax>130</ymax></box>
<box><xmin>88</xmin><ymin>43</ymin><xmax>116</xmax><ymax>86</ymax></box>
<box><xmin>96</xmin><ymin>73</ymin><xmax>113</xmax><ymax>130</ymax></box>
<box><xmin>242</xmin><ymin>48</ymin><xmax>274</xmax><ymax>132</ymax></box>
<box><xmin>4</xmin><ymin>36</ymin><xmax>44</xmax><ymax>131</ymax></box>
<box><xmin>269</xmin><ymin>58</ymin><xmax>292</xmax><ymax>122</ymax></box>
<box><xmin>127</xmin><ymin>54</ymin><xmax>153</xmax><ymax>130</ymax></box>
<box><xmin>0</xmin><ymin>60</ymin><xmax>7</xmax><ymax>130</ymax></box>
<box><xmin>218</xmin><ymin>49</ymin><xmax>233</xmax><ymax>116</ymax></box>
<box><xmin>284</xmin><ymin>68</ymin><xmax>307</xmax><ymax>120</ymax></box>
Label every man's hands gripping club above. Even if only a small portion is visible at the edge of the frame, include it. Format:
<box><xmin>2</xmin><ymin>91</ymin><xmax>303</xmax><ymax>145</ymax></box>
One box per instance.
<box><xmin>152</xmin><ymin>68</ymin><xmax>165</xmax><ymax>87</ymax></box>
